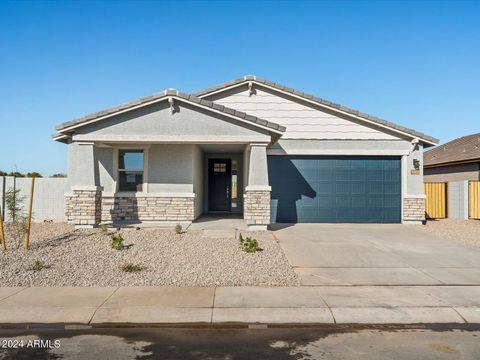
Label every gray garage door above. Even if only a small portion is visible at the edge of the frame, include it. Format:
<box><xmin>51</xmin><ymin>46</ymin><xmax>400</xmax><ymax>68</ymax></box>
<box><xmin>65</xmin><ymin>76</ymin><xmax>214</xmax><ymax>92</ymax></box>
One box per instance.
<box><xmin>268</xmin><ymin>156</ymin><xmax>401</xmax><ymax>223</ymax></box>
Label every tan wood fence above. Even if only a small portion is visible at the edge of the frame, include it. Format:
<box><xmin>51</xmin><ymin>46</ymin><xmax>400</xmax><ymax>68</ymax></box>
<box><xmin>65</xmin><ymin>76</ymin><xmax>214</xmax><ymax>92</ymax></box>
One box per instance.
<box><xmin>469</xmin><ymin>181</ymin><xmax>480</xmax><ymax>219</ymax></box>
<box><xmin>424</xmin><ymin>182</ymin><xmax>447</xmax><ymax>219</ymax></box>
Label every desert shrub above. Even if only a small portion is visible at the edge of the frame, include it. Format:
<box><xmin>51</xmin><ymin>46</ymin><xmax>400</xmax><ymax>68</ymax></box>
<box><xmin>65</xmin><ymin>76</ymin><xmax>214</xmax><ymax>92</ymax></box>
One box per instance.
<box><xmin>175</xmin><ymin>224</ymin><xmax>183</xmax><ymax>234</ymax></box>
<box><xmin>239</xmin><ymin>233</ymin><xmax>260</xmax><ymax>253</ymax></box>
<box><xmin>121</xmin><ymin>263</ymin><xmax>142</xmax><ymax>273</ymax></box>
<box><xmin>5</xmin><ymin>187</ymin><xmax>28</xmax><ymax>249</ymax></box>
<box><xmin>100</xmin><ymin>223</ymin><xmax>109</xmax><ymax>234</ymax></box>
<box><xmin>28</xmin><ymin>260</ymin><xmax>51</xmax><ymax>272</ymax></box>
<box><xmin>111</xmin><ymin>233</ymin><xmax>125</xmax><ymax>250</ymax></box>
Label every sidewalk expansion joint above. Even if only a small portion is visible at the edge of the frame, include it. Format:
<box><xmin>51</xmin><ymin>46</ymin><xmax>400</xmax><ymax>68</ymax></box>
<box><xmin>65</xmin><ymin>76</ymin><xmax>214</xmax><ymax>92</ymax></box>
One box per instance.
<box><xmin>88</xmin><ymin>286</ymin><xmax>120</xmax><ymax>324</ymax></box>
<box><xmin>0</xmin><ymin>287</ymin><xmax>28</xmax><ymax>303</ymax></box>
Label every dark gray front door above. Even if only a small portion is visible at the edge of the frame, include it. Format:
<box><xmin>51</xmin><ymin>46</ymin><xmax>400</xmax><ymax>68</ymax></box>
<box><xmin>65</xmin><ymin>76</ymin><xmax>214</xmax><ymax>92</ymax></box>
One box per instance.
<box><xmin>268</xmin><ymin>156</ymin><xmax>401</xmax><ymax>223</ymax></box>
<box><xmin>208</xmin><ymin>159</ymin><xmax>231</xmax><ymax>211</ymax></box>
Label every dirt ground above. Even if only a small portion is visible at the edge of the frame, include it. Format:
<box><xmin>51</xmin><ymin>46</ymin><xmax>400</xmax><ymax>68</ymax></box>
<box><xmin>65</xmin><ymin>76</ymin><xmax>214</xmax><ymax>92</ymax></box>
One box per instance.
<box><xmin>0</xmin><ymin>222</ymin><xmax>299</xmax><ymax>287</ymax></box>
<box><xmin>420</xmin><ymin>219</ymin><xmax>480</xmax><ymax>248</ymax></box>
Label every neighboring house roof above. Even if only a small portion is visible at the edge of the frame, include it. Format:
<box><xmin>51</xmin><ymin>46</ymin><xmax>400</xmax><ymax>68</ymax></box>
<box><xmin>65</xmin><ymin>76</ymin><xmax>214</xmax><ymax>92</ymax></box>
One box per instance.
<box><xmin>53</xmin><ymin>89</ymin><xmax>286</xmax><ymax>140</ymax></box>
<box><xmin>195</xmin><ymin>75</ymin><xmax>439</xmax><ymax>146</ymax></box>
<box><xmin>424</xmin><ymin>132</ymin><xmax>480</xmax><ymax>167</ymax></box>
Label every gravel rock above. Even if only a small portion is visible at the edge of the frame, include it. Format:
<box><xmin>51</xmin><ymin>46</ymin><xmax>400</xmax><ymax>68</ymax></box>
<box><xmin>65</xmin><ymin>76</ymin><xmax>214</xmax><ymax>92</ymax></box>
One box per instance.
<box><xmin>420</xmin><ymin>219</ymin><xmax>480</xmax><ymax>248</ymax></box>
<box><xmin>1</xmin><ymin>223</ymin><xmax>300</xmax><ymax>287</ymax></box>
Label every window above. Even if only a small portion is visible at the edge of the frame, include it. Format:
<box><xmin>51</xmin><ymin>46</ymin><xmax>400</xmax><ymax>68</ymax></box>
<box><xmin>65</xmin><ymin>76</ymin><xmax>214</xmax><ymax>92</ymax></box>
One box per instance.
<box><xmin>118</xmin><ymin>150</ymin><xmax>144</xmax><ymax>192</ymax></box>
<box><xmin>214</xmin><ymin>163</ymin><xmax>226</xmax><ymax>173</ymax></box>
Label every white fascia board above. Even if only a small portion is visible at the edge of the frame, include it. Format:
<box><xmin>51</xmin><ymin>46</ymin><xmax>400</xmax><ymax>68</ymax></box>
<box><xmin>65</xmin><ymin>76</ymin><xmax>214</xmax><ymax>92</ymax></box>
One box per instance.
<box><xmin>197</xmin><ymin>81</ymin><xmax>437</xmax><ymax>146</ymax></box>
<box><xmin>52</xmin><ymin>134</ymin><xmax>68</xmax><ymax>141</ymax></box>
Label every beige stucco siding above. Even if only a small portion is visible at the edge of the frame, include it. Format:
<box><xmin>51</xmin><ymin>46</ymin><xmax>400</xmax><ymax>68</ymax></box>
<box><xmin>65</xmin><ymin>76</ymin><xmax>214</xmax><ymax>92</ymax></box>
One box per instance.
<box><xmin>208</xmin><ymin>86</ymin><xmax>399</xmax><ymax>140</ymax></box>
<box><xmin>424</xmin><ymin>162</ymin><xmax>480</xmax><ymax>182</ymax></box>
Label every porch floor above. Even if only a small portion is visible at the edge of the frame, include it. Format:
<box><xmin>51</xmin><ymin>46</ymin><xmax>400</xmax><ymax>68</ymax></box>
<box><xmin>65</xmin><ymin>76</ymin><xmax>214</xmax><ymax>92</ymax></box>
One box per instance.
<box><xmin>189</xmin><ymin>214</ymin><xmax>247</xmax><ymax>235</ymax></box>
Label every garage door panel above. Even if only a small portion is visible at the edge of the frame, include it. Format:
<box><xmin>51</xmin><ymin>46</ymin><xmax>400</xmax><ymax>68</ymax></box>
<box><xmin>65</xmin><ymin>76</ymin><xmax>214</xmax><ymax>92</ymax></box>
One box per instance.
<box><xmin>268</xmin><ymin>156</ymin><xmax>401</xmax><ymax>223</ymax></box>
<box><xmin>384</xmin><ymin>182</ymin><xmax>401</xmax><ymax>195</ymax></box>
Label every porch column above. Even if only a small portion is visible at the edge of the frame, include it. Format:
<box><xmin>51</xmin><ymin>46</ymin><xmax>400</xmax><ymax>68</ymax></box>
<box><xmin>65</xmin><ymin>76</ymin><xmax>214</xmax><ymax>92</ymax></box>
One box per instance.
<box><xmin>244</xmin><ymin>143</ymin><xmax>271</xmax><ymax>230</ymax></box>
<box><xmin>65</xmin><ymin>142</ymin><xmax>102</xmax><ymax>228</ymax></box>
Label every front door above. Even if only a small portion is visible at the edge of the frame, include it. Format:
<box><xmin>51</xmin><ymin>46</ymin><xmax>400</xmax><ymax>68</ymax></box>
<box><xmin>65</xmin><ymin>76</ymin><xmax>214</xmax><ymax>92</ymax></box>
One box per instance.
<box><xmin>208</xmin><ymin>159</ymin><xmax>231</xmax><ymax>211</ymax></box>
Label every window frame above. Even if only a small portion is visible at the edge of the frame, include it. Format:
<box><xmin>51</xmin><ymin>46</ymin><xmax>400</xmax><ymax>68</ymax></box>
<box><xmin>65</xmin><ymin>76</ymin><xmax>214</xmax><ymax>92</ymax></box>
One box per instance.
<box><xmin>114</xmin><ymin>145</ymin><xmax>149</xmax><ymax>194</ymax></box>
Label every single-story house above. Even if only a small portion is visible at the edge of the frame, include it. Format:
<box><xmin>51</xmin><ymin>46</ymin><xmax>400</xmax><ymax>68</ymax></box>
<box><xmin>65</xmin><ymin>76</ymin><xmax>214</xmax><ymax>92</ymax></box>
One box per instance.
<box><xmin>424</xmin><ymin>132</ymin><xmax>480</xmax><ymax>182</ymax></box>
<box><xmin>53</xmin><ymin>76</ymin><xmax>438</xmax><ymax>229</ymax></box>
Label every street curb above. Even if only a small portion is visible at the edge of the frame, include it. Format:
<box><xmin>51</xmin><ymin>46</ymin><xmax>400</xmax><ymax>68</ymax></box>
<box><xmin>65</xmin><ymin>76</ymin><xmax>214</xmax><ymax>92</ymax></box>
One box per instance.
<box><xmin>1</xmin><ymin>322</ymin><xmax>480</xmax><ymax>331</ymax></box>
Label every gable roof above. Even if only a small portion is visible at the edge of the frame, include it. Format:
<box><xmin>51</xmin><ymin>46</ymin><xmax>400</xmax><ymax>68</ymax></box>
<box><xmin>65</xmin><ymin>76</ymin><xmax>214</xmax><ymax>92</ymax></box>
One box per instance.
<box><xmin>195</xmin><ymin>75</ymin><xmax>439</xmax><ymax>146</ymax></box>
<box><xmin>53</xmin><ymin>89</ymin><xmax>286</xmax><ymax>141</ymax></box>
<box><xmin>424</xmin><ymin>132</ymin><xmax>480</xmax><ymax>167</ymax></box>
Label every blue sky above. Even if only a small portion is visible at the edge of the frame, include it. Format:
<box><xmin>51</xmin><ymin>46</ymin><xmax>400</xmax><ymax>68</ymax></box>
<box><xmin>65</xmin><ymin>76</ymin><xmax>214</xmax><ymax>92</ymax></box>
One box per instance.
<box><xmin>0</xmin><ymin>0</ymin><xmax>479</xmax><ymax>175</ymax></box>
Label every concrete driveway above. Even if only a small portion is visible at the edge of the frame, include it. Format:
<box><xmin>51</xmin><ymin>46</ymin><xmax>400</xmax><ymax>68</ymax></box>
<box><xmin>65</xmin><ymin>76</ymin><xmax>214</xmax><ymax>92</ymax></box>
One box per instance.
<box><xmin>272</xmin><ymin>224</ymin><xmax>480</xmax><ymax>286</ymax></box>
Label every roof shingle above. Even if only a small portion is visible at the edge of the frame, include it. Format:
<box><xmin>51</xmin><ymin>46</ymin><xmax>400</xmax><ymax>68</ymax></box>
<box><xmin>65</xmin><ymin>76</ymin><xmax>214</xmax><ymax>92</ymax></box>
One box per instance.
<box><xmin>424</xmin><ymin>132</ymin><xmax>480</xmax><ymax>167</ymax></box>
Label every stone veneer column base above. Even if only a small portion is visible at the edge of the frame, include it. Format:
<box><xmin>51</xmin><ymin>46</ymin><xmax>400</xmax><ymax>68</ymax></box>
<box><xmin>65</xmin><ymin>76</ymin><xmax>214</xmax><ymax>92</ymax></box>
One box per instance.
<box><xmin>403</xmin><ymin>196</ymin><xmax>426</xmax><ymax>224</ymax></box>
<box><xmin>65</xmin><ymin>188</ymin><xmax>101</xmax><ymax>227</ymax></box>
<box><xmin>244</xmin><ymin>190</ymin><xmax>270</xmax><ymax>230</ymax></box>
<box><xmin>101</xmin><ymin>194</ymin><xmax>195</xmax><ymax>224</ymax></box>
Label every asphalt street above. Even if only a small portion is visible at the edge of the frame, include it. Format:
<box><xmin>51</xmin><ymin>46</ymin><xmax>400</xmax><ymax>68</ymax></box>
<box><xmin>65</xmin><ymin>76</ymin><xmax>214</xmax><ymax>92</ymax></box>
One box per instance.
<box><xmin>1</xmin><ymin>326</ymin><xmax>479</xmax><ymax>360</ymax></box>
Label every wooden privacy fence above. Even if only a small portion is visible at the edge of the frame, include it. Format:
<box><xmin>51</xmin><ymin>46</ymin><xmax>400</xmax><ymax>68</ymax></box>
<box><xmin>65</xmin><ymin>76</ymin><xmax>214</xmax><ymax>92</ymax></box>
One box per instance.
<box><xmin>469</xmin><ymin>181</ymin><xmax>480</xmax><ymax>219</ymax></box>
<box><xmin>424</xmin><ymin>182</ymin><xmax>447</xmax><ymax>219</ymax></box>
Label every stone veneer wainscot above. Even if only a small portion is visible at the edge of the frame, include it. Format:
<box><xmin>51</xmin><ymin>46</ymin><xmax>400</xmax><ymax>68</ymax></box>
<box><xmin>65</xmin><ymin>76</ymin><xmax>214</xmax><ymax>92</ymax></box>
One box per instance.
<box><xmin>244</xmin><ymin>190</ymin><xmax>270</xmax><ymax>226</ymax></box>
<box><xmin>101</xmin><ymin>194</ymin><xmax>195</xmax><ymax>223</ymax></box>
<box><xmin>403</xmin><ymin>196</ymin><xmax>426</xmax><ymax>222</ymax></box>
<box><xmin>65</xmin><ymin>188</ymin><xmax>101</xmax><ymax>226</ymax></box>
<box><xmin>66</xmin><ymin>192</ymin><xmax>195</xmax><ymax>226</ymax></box>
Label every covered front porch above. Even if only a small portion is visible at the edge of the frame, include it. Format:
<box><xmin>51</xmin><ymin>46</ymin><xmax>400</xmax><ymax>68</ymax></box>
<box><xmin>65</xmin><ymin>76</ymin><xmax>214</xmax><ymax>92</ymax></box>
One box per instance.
<box><xmin>66</xmin><ymin>141</ymin><xmax>272</xmax><ymax>230</ymax></box>
<box><xmin>60</xmin><ymin>90</ymin><xmax>283</xmax><ymax>229</ymax></box>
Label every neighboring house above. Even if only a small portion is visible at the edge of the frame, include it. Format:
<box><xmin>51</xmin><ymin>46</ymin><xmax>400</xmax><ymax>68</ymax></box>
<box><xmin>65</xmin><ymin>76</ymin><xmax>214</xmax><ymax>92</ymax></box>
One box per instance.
<box><xmin>424</xmin><ymin>132</ymin><xmax>480</xmax><ymax>182</ymax></box>
<box><xmin>53</xmin><ymin>76</ymin><xmax>438</xmax><ymax>229</ymax></box>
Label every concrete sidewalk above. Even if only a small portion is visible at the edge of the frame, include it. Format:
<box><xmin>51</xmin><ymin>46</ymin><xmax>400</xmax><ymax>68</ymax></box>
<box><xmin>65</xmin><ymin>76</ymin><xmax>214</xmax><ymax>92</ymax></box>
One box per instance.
<box><xmin>1</xmin><ymin>286</ymin><xmax>480</xmax><ymax>327</ymax></box>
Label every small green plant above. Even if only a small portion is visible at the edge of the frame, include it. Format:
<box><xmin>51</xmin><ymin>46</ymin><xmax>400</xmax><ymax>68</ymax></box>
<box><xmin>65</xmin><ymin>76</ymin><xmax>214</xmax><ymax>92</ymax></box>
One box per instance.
<box><xmin>121</xmin><ymin>263</ymin><xmax>142</xmax><ymax>273</ymax></box>
<box><xmin>175</xmin><ymin>224</ymin><xmax>183</xmax><ymax>234</ymax></box>
<box><xmin>100</xmin><ymin>223</ymin><xmax>108</xmax><ymax>234</ymax></box>
<box><xmin>239</xmin><ymin>233</ymin><xmax>260</xmax><ymax>253</ymax></box>
<box><xmin>28</xmin><ymin>260</ymin><xmax>51</xmax><ymax>272</ymax></box>
<box><xmin>111</xmin><ymin>233</ymin><xmax>125</xmax><ymax>250</ymax></box>
<box><xmin>5</xmin><ymin>187</ymin><xmax>28</xmax><ymax>249</ymax></box>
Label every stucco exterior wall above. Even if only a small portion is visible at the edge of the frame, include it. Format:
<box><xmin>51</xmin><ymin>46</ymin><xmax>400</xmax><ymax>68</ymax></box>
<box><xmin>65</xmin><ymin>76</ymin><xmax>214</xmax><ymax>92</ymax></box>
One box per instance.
<box><xmin>405</xmin><ymin>143</ymin><xmax>424</xmax><ymax>195</ymax></box>
<box><xmin>67</xmin><ymin>142</ymin><xmax>96</xmax><ymax>188</ymax></box>
<box><xmin>148</xmin><ymin>144</ymin><xmax>195</xmax><ymax>193</ymax></box>
<box><xmin>267</xmin><ymin>139</ymin><xmax>411</xmax><ymax>156</ymax></box>
<box><xmin>73</xmin><ymin>101</ymin><xmax>271</xmax><ymax>143</ymax></box>
<box><xmin>193</xmin><ymin>145</ymin><xmax>204</xmax><ymax>219</ymax></box>
<box><xmin>424</xmin><ymin>162</ymin><xmax>480</xmax><ymax>182</ymax></box>
<box><xmin>95</xmin><ymin>147</ymin><xmax>115</xmax><ymax>193</ymax></box>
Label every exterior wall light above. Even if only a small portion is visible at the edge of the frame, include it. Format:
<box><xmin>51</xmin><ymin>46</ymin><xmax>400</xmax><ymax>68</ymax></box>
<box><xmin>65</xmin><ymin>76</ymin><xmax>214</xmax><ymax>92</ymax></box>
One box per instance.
<box><xmin>413</xmin><ymin>159</ymin><xmax>420</xmax><ymax>170</ymax></box>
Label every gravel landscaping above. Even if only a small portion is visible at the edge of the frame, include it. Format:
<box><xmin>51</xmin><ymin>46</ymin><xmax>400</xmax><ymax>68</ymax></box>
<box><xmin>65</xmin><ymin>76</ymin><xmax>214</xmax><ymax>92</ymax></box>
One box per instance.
<box><xmin>0</xmin><ymin>223</ymin><xmax>300</xmax><ymax>287</ymax></box>
<box><xmin>420</xmin><ymin>219</ymin><xmax>480</xmax><ymax>248</ymax></box>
